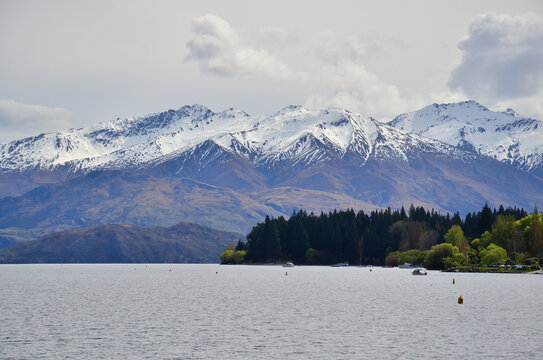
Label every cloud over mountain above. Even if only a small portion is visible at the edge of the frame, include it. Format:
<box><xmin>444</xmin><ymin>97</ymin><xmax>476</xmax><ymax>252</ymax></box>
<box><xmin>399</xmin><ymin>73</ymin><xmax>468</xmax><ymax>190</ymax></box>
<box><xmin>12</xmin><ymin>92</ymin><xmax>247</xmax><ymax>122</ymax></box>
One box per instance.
<box><xmin>0</xmin><ymin>100</ymin><xmax>72</xmax><ymax>143</ymax></box>
<box><xmin>448</xmin><ymin>13</ymin><xmax>543</xmax><ymax>116</ymax></box>
<box><xmin>186</xmin><ymin>14</ymin><xmax>292</xmax><ymax>78</ymax></box>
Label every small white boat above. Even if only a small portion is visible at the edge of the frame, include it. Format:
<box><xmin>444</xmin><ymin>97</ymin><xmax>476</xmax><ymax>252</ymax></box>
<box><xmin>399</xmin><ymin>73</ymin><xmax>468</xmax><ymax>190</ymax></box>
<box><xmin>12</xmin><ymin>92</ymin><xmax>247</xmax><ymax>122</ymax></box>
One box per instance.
<box><xmin>282</xmin><ymin>262</ymin><xmax>295</xmax><ymax>267</ymax></box>
<box><xmin>399</xmin><ymin>263</ymin><xmax>414</xmax><ymax>269</ymax></box>
<box><xmin>331</xmin><ymin>262</ymin><xmax>349</xmax><ymax>267</ymax></box>
<box><xmin>412</xmin><ymin>268</ymin><xmax>427</xmax><ymax>275</ymax></box>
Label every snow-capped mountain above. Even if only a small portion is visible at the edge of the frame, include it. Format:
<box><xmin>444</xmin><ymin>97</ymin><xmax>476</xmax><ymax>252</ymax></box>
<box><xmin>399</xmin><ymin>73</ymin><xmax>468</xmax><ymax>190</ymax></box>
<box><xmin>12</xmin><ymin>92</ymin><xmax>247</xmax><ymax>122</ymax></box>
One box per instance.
<box><xmin>388</xmin><ymin>100</ymin><xmax>543</xmax><ymax>176</ymax></box>
<box><xmin>1</xmin><ymin>102</ymin><xmax>543</xmax><ymax>240</ymax></box>
<box><xmin>0</xmin><ymin>105</ymin><xmax>251</xmax><ymax>172</ymax></box>
<box><xmin>0</xmin><ymin>104</ymin><xmax>470</xmax><ymax>175</ymax></box>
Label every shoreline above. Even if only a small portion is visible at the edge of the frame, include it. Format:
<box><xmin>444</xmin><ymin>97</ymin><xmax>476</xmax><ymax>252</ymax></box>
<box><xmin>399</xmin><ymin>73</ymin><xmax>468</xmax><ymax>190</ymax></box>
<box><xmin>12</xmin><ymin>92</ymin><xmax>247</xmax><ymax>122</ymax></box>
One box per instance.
<box><xmin>444</xmin><ymin>266</ymin><xmax>542</xmax><ymax>274</ymax></box>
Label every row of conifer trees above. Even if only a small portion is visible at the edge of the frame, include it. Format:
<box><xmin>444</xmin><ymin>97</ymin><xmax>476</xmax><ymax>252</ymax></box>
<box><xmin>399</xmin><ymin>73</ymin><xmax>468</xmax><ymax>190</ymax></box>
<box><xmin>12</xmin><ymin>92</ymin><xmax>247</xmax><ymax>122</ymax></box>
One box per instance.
<box><xmin>237</xmin><ymin>204</ymin><xmax>529</xmax><ymax>265</ymax></box>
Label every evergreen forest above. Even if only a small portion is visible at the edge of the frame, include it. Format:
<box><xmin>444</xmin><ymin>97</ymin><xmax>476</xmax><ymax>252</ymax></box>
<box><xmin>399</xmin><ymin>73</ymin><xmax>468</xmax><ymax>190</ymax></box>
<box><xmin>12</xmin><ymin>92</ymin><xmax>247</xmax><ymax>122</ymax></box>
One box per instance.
<box><xmin>222</xmin><ymin>204</ymin><xmax>543</xmax><ymax>270</ymax></box>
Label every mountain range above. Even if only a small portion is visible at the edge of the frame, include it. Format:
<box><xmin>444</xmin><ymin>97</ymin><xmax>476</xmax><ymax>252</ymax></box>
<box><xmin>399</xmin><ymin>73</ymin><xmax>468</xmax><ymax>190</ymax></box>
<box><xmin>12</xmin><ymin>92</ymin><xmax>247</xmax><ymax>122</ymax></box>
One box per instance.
<box><xmin>0</xmin><ymin>100</ymin><xmax>542</xmax><ymax>245</ymax></box>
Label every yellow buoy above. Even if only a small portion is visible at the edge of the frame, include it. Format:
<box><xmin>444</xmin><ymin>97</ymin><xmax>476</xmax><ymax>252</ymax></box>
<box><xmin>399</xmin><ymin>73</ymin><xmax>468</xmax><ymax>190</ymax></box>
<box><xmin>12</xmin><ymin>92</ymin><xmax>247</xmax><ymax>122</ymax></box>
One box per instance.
<box><xmin>169</xmin><ymin>268</ymin><xmax>172</xmax><ymax>272</ymax></box>
<box><xmin>453</xmin><ymin>278</ymin><xmax>455</xmax><ymax>284</ymax></box>
<box><xmin>458</xmin><ymin>295</ymin><xmax>463</xmax><ymax>304</ymax></box>
<box><xmin>285</xmin><ymin>272</ymin><xmax>288</xmax><ymax>276</ymax></box>
<box><xmin>370</xmin><ymin>268</ymin><xmax>372</xmax><ymax>272</ymax></box>
<box><xmin>216</xmin><ymin>271</ymin><xmax>218</xmax><ymax>274</ymax></box>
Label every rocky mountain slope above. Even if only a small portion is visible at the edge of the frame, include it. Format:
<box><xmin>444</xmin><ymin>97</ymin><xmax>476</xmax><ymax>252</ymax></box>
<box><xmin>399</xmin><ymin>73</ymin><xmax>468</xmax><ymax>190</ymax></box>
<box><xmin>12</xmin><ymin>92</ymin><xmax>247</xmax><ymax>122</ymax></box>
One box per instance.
<box><xmin>0</xmin><ymin>171</ymin><xmax>377</xmax><ymax>240</ymax></box>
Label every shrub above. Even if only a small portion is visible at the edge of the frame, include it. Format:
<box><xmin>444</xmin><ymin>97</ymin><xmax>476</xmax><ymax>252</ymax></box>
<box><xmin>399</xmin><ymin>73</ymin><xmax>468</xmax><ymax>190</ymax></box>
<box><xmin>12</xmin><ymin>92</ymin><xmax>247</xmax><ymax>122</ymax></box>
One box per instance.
<box><xmin>385</xmin><ymin>251</ymin><xmax>399</xmax><ymax>266</ymax></box>
<box><xmin>220</xmin><ymin>249</ymin><xmax>246</xmax><ymax>264</ymax></box>
<box><xmin>424</xmin><ymin>243</ymin><xmax>458</xmax><ymax>270</ymax></box>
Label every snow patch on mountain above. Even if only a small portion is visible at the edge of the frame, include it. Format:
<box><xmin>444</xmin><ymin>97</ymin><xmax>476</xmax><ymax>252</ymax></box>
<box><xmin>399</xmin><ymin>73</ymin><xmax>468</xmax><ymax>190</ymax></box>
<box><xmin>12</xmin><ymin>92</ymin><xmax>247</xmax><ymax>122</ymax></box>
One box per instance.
<box><xmin>389</xmin><ymin>100</ymin><xmax>543</xmax><ymax>173</ymax></box>
<box><xmin>1</xmin><ymin>101</ymin><xmax>539</xmax><ymax>175</ymax></box>
<box><xmin>0</xmin><ymin>105</ymin><xmax>251</xmax><ymax>171</ymax></box>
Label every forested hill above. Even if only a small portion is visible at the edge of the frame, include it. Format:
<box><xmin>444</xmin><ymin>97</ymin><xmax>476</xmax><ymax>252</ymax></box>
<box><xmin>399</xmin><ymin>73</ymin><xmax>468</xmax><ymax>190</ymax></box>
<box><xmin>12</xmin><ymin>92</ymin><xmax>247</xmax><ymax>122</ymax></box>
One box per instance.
<box><xmin>236</xmin><ymin>204</ymin><xmax>530</xmax><ymax>265</ymax></box>
<box><xmin>0</xmin><ymin>222</ymin><xmax>242</xmax><ymax>264</ymax></box>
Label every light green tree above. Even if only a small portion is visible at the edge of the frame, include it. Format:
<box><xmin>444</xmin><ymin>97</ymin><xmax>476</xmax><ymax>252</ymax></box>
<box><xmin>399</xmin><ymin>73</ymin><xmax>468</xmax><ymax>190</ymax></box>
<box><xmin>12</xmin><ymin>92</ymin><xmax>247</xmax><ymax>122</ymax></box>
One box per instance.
<box><xmin>444</xmin><ymin>225</ymin><xmax>470</xmax><ymax>255</ymax></box>
<box><xmin>479</xmin><ymin>244</ymin><xmax>507</xmax><ymax>266</ymax></box>
<box><xmin>424</xmin><ymin>243</ymin><xmax>458</xmax><ymax>270</ymax></box>
<box><xmin>490</xmin><ymin>215</ymin><xmax>516</xmax><ymax>250</ymax></box>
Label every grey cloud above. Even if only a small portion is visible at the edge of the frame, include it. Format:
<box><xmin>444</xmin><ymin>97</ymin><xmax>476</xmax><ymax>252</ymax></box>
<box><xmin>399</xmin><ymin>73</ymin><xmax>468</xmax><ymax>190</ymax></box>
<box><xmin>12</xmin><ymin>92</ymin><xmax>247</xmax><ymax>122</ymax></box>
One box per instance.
<box><xmin>448</xmin><ymin>12</ymin><xmax>543</xmax><ymax>101</ymax></box>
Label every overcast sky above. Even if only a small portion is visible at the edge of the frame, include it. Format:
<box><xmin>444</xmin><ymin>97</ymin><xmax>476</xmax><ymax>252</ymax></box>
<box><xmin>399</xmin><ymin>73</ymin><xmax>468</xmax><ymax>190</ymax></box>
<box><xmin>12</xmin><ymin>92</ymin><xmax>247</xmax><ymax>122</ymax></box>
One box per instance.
<box><xmin>1</xmin><ymin>0</ymin><xmax>542</xmax><ymax>142</ymax></box>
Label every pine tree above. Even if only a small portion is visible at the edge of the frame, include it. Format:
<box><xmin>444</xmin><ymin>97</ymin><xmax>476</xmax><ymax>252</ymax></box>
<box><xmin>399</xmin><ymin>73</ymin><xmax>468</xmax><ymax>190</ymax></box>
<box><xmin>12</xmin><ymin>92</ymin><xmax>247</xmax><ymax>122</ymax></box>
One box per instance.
<box><xmin>263</xmin><ymin>216</ymin><xmax>281</xmax><ymax>261</ymax></box>
<box><xmin>477</xmin><ymin>203</ymin><xmax>493</xmax><ymax>237</ymax></box>
<box><xmin>246</xmin><ymin>222</ymin><xmax>266</xmax><ymax>262</ymax></box>
<box><xmin>530</xmin><ymin>206</ymin><xmax>543</xmax><ymax>257</ymax></box>
<box><xmin>288</xmin><ymin>215</ymin><xmax>310</xmax><ymax>263</ymax></box>
<box><xmin>400</xmin><ymin>206</ymin><xmax>407</xmax><ymax>220</ymax></box>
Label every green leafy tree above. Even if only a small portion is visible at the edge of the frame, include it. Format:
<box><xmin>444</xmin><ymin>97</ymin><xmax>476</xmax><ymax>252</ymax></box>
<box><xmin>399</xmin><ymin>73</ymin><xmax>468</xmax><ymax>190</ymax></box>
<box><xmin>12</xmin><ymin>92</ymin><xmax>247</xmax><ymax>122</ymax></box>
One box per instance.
<box><xmin>398</xmin><ymin>249</ymin><xmax>421</xmax><ymax>265</ymax></box>
<box><xmin>471</xmin><ymin>231</ymin><xmax>492</xmax><ymax>251</ymax></box>
<box><xmin>220</xmin><ymin>249</ymin><xmax>247</xmax><ymax>264</ymax></box>
<box><xmin>424</xmin><ymin>243</ymin><xmax>458</xmax><ymax>270</ymax></box>
<box><xmin>444</xmin><ymin>225</ymin><xmax>470</xmax><ymax>255</ymax></box>
<box><xmin>479</xmin><ymin>244</ymin><xmax>507</xmax><ymax>266</ymax></box>
<box><xmin>490</xmin><ymin>215</ymin><xmax>515</xmax><ymax>250</ymax></box>
<box><xmin>385</xmin><ymin>251</ymin><xmax>400</xmax><ymax>266</ymax></box>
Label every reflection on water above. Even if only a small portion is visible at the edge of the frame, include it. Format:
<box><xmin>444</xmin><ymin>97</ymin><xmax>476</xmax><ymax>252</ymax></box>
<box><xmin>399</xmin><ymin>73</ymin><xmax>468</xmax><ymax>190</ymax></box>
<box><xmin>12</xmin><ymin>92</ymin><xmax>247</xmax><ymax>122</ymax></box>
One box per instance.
<box><xmin>1</xmin><ymin>264</ymin><xmax>542</xmax><ymax>359</ymax></box>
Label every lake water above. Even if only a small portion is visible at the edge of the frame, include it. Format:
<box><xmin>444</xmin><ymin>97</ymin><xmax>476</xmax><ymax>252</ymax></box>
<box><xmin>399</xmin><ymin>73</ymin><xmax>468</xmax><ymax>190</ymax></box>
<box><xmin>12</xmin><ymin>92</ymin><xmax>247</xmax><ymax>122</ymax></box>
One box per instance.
<box><xmin>1</xmin><ymin>264</ymin><xmax>542</xmax><ymax>359</ymax></box>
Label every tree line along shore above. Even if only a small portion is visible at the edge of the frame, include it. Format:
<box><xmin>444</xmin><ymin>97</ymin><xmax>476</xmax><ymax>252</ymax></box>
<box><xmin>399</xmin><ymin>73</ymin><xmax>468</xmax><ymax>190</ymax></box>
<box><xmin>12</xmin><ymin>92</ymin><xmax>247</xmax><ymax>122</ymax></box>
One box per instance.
<box><xmin>221</xmin><ymin>204</ymin><xmax>543</xmax><ymax>272</ymax></box>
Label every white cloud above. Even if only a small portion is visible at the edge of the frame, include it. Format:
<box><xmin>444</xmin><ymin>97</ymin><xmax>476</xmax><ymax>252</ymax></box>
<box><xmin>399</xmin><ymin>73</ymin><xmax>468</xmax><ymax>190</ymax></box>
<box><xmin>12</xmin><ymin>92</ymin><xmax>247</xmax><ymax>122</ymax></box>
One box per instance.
<box><xmin>305</xmin><ymin>61</ymin><xmax>425</xmax><ymax>119</ymax></box>
<box><xmin>430</xmin><ymin>90</ymin><xmax>470</xmax><ymax>105</ymax></box>
<box><xmin>448</xmin><ymin>12</ymin><xmax>543</xmax><ymax>102</ymax></box>
<box><xmin>186</xmin><ymin>14</ymin><xmax>292</xmax><ymax>78</ymax></box>
<box><xmin>304</xmin><ymin>34</ymin><xmax>424</xmax><ymax>119</ymax></box>
<box><xmin>0</xmin><ymin>100</ymin><xmax>72</xmax><ymax>143</ymax></box>
<box><xmin>491</xmin><ymin>94</ymin><xmax>543</xmax><ymax>120</ymax></box>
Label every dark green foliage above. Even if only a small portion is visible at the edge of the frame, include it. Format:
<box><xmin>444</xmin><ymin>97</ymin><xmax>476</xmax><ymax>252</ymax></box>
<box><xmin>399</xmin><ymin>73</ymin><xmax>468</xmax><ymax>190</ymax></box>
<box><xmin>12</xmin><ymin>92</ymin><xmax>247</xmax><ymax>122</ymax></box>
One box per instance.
<box><xmin>235</xmin><ymin>239</ymin><xmax>248</xmax><ymax>251</ymax></box>
<box><xmin>478</xmin><ymin>203</ymin><xmax>493</xmax><ymax>236</ymax></box>
<box><xmin>239</xmin><ymin>203</ymin><xmax>530</xmax><ymax>265</ymax></box>
<box><xmin>238</xmin><ymin>203</ymin><xmax>535</xmax><ymax>265</ymax></box>
<box><xmin>264</xmin><ymin>216</ymin><xmax>281</xmax><ymax>261</ymax></box>
<box><xmin>245</xmin><ymin>222</ymin><xmax>266</xmax><ymax>262</ymax></box>
<box><xmin>289</xmin><ymin>215</ymin><xmax>310</xmax><ymax>263</ymax></box>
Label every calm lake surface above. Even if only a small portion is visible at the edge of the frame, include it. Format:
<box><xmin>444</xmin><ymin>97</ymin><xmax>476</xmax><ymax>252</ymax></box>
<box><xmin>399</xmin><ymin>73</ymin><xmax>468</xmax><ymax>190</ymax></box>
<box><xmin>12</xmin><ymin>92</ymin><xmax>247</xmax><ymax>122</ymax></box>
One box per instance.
<box><xmin>1</xmin><ymin>264</ymin><xmax>542</xmax><ymax>359</ymax></box>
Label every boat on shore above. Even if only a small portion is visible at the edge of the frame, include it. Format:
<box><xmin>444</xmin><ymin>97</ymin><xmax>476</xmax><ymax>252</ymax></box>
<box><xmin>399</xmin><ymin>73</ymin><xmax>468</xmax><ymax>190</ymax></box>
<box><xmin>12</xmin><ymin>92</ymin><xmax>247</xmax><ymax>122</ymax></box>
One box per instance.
<box><xmin>412</xmin><ymin>268</ymin><xmax>427</xmax><ymax>275</ymax></box>
<box><xmin>282</xmin><ymin>262</ymin><xmax>295</xmax><ymax>267</ymax></box>
<box><xmin>399</xmin><ymin>263</ymin><xmax>415</xmax><ymax>269</ymax></box>
<box><xmin>331</xmin><ymin>262</ymin><xmax>349</xmax><ymax>267</ymax></box>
